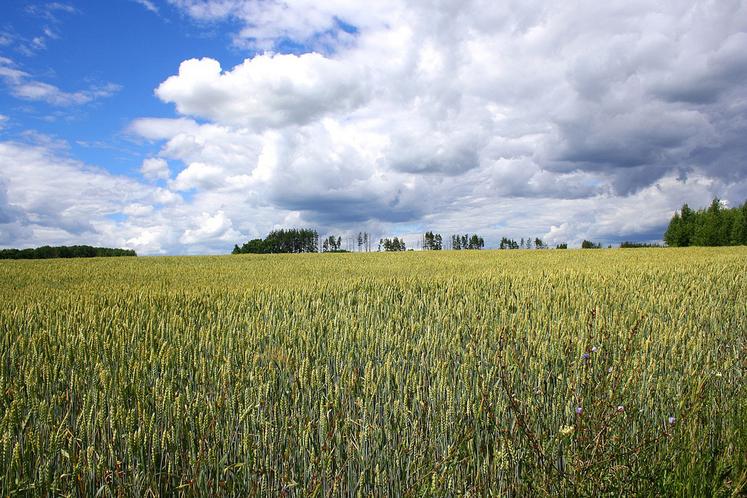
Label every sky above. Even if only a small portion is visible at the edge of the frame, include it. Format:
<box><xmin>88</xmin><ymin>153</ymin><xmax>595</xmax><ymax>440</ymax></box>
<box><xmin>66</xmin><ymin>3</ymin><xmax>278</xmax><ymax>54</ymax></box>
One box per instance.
<box><xmin>1</xmin><ymin>0</ymin><xmax>746</xmax><ymax>254</ymax></box>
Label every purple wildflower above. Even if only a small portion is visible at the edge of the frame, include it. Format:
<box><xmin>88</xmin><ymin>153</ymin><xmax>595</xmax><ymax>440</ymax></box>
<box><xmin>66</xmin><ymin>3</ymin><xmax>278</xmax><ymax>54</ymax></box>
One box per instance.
<box><xmin>582</xmin><ymin>353</ymin><xmax>590</xmax><ymax>360</ymax></box>
<box><xmin>668</xmin><ymin>416</ymin><xmax>676</xmax><ymax>426</ymax></box>
<box><xmin>575</xmin><ymin>406</ymin><xmax>583</xmax><ymax>415</ymax></box>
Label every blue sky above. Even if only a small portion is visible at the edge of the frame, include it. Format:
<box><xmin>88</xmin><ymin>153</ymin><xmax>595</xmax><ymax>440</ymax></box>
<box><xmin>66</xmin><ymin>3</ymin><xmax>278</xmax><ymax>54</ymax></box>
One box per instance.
<box><xmin>1</xmin><ymin>0</ymin><xmax>746</xmax><ymax>254</ymax></box>
<box><xmin>1</xmin><ymin>1</ymin><xmax>248</xmax><ymax>174</ymax></box>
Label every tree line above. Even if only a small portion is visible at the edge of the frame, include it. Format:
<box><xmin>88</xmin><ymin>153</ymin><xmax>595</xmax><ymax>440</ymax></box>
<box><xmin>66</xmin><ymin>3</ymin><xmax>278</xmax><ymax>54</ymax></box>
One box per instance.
<box><xmin>234</xmin><ymin>229</ymin><xmax>697</xmax><ymax>254</ymax></box>
<box><xmin>232</xmin><ymin>230</ymin><xmax>574</xmax><ymax>254</ymax></box>
<box><xmin>0</xmin><ymin>245</ymin><xmax>136</xmax><ymax>260</ymax></box>
<box><xmin>232</xmin><ymin>229</ymin><xmax>320</xmax><ymax>254</ymax></box>
<box><xmin>664</xmin><ymin>199</ymin><xmax>747</xmax><ymax>247</ymax></box>
<box><xmin>620</xmin><ymin>241</ymin><xmax>661</xmax><ymax>248</ymax></box>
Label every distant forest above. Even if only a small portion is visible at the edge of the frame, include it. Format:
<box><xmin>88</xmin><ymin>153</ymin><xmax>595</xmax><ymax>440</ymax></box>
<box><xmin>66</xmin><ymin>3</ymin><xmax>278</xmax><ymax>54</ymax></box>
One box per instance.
<box><xmin>233</xmin><ymin>230</ymin><xmax>522</xmax><ymax>254</ymax></box>
<box><xmin>0</xmin><ymin>245</ymin><xmax>137</xmax><ymax>260</ymax></box>
<box><xmin>230</xmin><ymin>198</ymin><xmax>747</xmax><ymax>255</ymax></box>
<box><xmin>664</xmin><ymin>199</ymin><xmax>747</xmax><ymax>247</ymax></box>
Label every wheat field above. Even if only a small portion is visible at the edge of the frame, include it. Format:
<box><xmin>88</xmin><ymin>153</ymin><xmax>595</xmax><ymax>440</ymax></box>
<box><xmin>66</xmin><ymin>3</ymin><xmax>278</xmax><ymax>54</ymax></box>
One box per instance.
<box><xmin>1</xmin><ymin>248</ymin><xmax>745</xmax><ymax>496</ymax></box>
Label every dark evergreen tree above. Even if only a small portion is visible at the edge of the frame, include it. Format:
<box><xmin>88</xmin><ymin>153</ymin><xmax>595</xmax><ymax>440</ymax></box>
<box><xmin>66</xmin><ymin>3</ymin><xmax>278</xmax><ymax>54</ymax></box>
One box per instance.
<box><xmin>664</xmin><ymin>199</ymin><xmax>747</xmax><ymax>247</ymax></box>
<box><xmin>499</xmin><ymin>237</ymin><xmax>519</xmax><ymax>249</ymax></box>
<box><xmin>423</xmin><ymin>231</ymin><xmax>443</xmax><ymax>250</ymax></box>
<box><xmin>380</xmin><ymin>237</ymin><xmax>406</xmax><ymax>251</ymax></box>
<box><xmin>452</xmin><ymin>235</ymin><xmax>461</xmax><ymax>250</ymax></box>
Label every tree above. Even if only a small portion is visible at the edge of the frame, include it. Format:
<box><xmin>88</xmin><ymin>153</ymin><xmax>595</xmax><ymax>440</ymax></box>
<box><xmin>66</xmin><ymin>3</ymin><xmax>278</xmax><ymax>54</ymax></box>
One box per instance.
<box><xmin>452</xmin><ymin>235</ymin><xmax>461</xmax><ymax>250</ymax></box>
<box><xmin>423</xmin><ymin>231</ymin><xmax>443</xmax><ymax>250</ymax></box>
<box><xmin>664</xmin><ymin>199</ymin><xmax>747</xmax><ymax>247</ymax></box>
<box><xmin>451</xmin><ymin>234</ymin><xmax>485</xmax><ymax>250</ymax></box>
<box><xmin>0</xmin><ymin>245</ymin><xmax>136</xmax><ymax>259</ymax></box>
<box><xmin>233</xmin><ymin>229</ymin><xmax>319</xmax><ymax>254</ymax></box>
<box><xmin>693</xmin><ymin>199</ymin><xmax>723</xmax><ymax>246</ymax></box>
<box><xmin>581</xmin><ymin>240</ymin><xmax>601</xmax><ymax>249</ymax></box>
<box><xmin>664</xmin><ymin>212</ymin><xmax>683</xmax><ymax>247</ymax></box>
<box><xmin>731</xmin><ymin>203</ymin><xmax>747</xmax><ymax>245</ymax></box>
<box><xmin>679</xmin><ymin>203</ymin><xmax>695</xmax><ymax>246</ymax></box>
<box><xmin>380</xmin><ymin>237</ymin><xmax>406</xmax><ymax>251</ymax></box>
<box><xmin>499</xmin><ymin>237</ymin><xmax>519</xmax><ymax>249</ymax></box>
<box><xmin>468</xmin><ymin>234</ymin><xmax>482</xmax><ymax>249</ymax></box>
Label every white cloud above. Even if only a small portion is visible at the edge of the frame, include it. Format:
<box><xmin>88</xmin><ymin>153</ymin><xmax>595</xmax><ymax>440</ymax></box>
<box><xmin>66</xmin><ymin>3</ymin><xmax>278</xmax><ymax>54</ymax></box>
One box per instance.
<box><xmin>129</xmin><ymin>117</ymin><xmax>201</xmax><ymax>140</ymax></box>
<box><xmin>0</xmin><ymin>139</ymin><xmax>256</xmax><ymax>254</ymax></box>
<box><xmin>0</xmin><ymin>58</ymin><xmax>120</xmax><ymax>106</ymax></box>
<box><xmin>170</xmin><ymin>162</ymin><xmax>226</xmax><ymax>191</ymax></box>
<box><xmin>5</xmin><ymin>0</ymin><xmax>747</xmax><ymax>253</ymax></box>
<box><xmin>11</xmin><ymin>81</ymin><xmax>120</xmax><ymax>106</ymax></box>
<box><xmin>155</xmin><ymin>54</ymin><xmax>368</xmax><ymax>129</ymax></box>
<box><xmin>149</xmin><ymin>1</ymin><xmax>744</xmax><ymax>246</ymax></box>
<box><xmin>122</xmin><ymin>203</ymin><xmax>155</xmax><ymax>217</ymax></box>
<box><xmin>0</xmin><ymin>140</ymin><xmax>153</xmax><ymax>246</ymax></box>
<box><xmin>140</xmin><ymin>157</ymin><xmax>171</xmax><ymax>181</ymax></box>
<box><xmin>134</xmin><ymin>0</ymin><xmax>159</xmax><ymax>13</ymax></box>
<box><xmin>179</xmin><ymin>210</ymin><xmax>240</xmax><ymax>245</ymax></box>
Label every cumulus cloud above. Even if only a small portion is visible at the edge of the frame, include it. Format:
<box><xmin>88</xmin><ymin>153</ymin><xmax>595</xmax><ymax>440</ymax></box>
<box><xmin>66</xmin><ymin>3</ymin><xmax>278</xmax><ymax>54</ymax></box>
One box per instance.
<box><xmin>141</xmin><ymin>0</ymin><xmax>744</xmax><ymax>247</ymax></box>
<box><xmin>4</xmin><ymin>0</ymin><xmax>747</xmax><ymax>253</ymax></box>
<box><xmin>0</xmin><ymin>141</ymin><xmax>151</xmax><ymax>237</ymax></box>
<box><xmin>140</xmin><ymin>157</ymin><xmax>171</xmax><ymax>181</ymax></box>
<box><xmin>0</xmin><ymin>140</ymin><xmax>179</xmax><ymax>253</ymax></box>
<box><xmin>155</xmin><ymin>54</ymin><xmax>368</xmax><ymax>129</ymax></box>
<box><xmin>0</xmin><ymin>138</ymin><xmax>279</xmax><ymax>254</ymax></box>
<box><xmin>179</xmin><ymin>210</ymin><xmax>240</xmax><ymax>245</ymax></box>
<box><xmin>170</xmin><ymin>162</ymin><xmax>226</xmax><ymax>191</ymax></box>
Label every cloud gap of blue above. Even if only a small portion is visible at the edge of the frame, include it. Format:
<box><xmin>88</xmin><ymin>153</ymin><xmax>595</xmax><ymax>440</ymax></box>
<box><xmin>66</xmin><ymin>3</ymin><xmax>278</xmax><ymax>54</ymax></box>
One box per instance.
<box><xmin>272</xmin><ymin>17</ymin><xmax>360</xmax><ymax>56</ymax></box>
